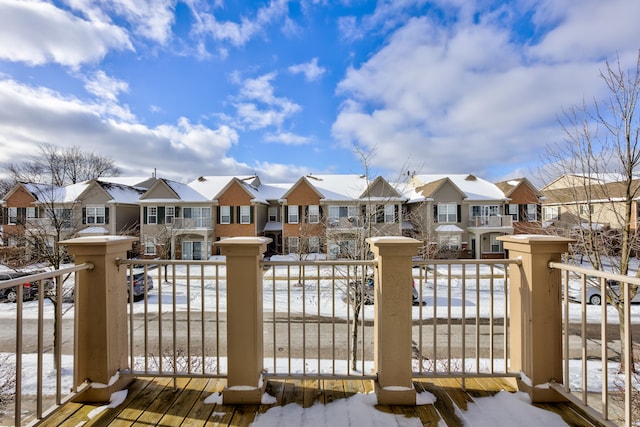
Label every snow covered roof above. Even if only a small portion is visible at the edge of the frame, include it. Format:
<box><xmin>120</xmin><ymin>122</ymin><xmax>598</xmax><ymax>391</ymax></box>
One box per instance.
<box><xmin>23</xmin><ymin>181</ymin><xmax>90</xmax><ymax>203</ymax></box>
<box><xmin>410</xmin><ymin>174</ymin><xmax>507</xmax><ymax>201</ymax></box>
<box><xmin>96</xmin><ymin>181</ymin><xmax>145</xmax><ymax>204</ymax></box>
<box><xmin>188</xmin><ymin>175</ymin><xmax>259</xmax><ymax>200</ymax></box>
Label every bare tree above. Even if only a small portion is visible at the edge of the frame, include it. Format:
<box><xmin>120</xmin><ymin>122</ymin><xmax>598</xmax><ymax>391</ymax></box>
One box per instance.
<box><xmin>541</xmin><ymin>52</ymin><xmax>640</xmax><ymax>369</ymax></box>
<box><xmin>5</xmin><ymin>143</ymin><xmax>120</xmax><ymax>186</ymax></box>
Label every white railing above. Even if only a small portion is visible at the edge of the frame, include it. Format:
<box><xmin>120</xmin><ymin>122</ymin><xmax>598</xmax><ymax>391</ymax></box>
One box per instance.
<box><xmin>1</xmin><ymin>263</ymin><xmax>92</xmax><ymax>427</ymax></box>
<box><xmin>550</xmin><ymin>261</ymin><xmax>637</xmax><ymax>427</ymax></box>
<box><xmin>411</xmin><ymin>259</ymin><xmax>515</xmax><ymax>379</ymax></box>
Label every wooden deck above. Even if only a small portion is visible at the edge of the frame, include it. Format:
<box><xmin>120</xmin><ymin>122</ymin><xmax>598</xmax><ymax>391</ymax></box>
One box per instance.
<box><xmin>35</xmin><ymin>377</ymin><xmax>605</xmax><ymax>427</ymax></box>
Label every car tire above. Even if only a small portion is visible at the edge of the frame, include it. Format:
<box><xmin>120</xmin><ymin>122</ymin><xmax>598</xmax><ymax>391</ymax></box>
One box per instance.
<box><xmin>589</xmin><ymin>294</ymin><xmax>602</xmax><ymax>305</ymax></box>
<box><xmin>6</xmin><ymin>289</ymin><xmax>18</xmax><ymax>303</ymax></box>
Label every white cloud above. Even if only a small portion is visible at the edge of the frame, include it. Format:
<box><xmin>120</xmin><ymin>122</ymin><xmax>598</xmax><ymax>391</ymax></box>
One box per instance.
<box><xmin>66</xmin><ymin>0</ymin><xmax>176</xmax><ymax>44</ymax></box>
<box><xmin>84</xmin><ymin>71</ymin><xmax>129</xmax><ymax>102</ymax></box>
<box><xmin>264</xmin><ymin>132</ymin><xmax>313</xmax><ymax>145</ymax></box>
<box><xmin>0</xmin><ymin>78</ymin><xmax>267</xmax><ymax>182</ymax></box>
<box><xmin>0</xmin><ymin>0</ymin><xmax>133</xmax><ymax>67</ymax></box>
<box><xmin>288</xmin><ymin>58</ymin><xmax>326</xmax><ymax>82</ymax></box>
<box><xmin>190</xmin><ymin>0</ymin><xmax>289</xmax><ymax>47</ymax></box>
<box><xmin>332</xmin><ymin>3</ymin><xmax>640</xmax><ymax>177</ymax></box>
<box><xmin>233</xmin><ymin>73</ymin><xmax>301</xmax><ymax>130</ymax></box>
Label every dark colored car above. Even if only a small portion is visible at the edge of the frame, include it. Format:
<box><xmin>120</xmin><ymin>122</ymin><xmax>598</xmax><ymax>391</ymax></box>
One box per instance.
<box><xmin>126</xmin><ymin>272</ymin><xmax>154</xmax><ymax>301</ymax></box>
<box><xmin>0</xmin><ymin>271</ymin><xmax>53</xmax><ymax>302</ymax></box>
<box><xmin>348</xmin><ymin>275</ymin><xmax>425</xmax><ymax>306</ymax></box>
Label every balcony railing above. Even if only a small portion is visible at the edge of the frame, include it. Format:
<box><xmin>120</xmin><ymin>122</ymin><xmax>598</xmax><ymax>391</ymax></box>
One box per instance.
<box><xmin>170</xmin><ymin>217</ymin><xmax>213</xmax><ymax>229</ymax></box>
<box><xmin>469</xmin><ymin>215</ymin><xmax>513</xmax><ymax>227</ymax></box>
<box><xmin>3</xmin><ymin>235</ymin><xmax>635</xmax><ymax>426</ymax></box>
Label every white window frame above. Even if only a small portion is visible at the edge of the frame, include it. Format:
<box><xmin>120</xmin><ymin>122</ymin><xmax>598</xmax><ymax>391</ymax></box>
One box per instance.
<box><xmin>490</xmin><ymin>235</ymin><xmax>502</xmax><ymax>252</ymax></box>
<box><xmin>27</xmin><ymin>207</ymin><xmax>37</xmax><ymax>219</ymax></box>
<box><xmin>147</xmin><ymin>206</ymin><xmax>157</xmax><ymax>224</ymax></box>
<box><xmin>438</xmin><ymin>234</ymin><xmax>461</xmax><ymax>250</ymax></box>
<box><xmin>543</xmin><ymin>206</ymin><xmax>560</xmax><ymax>221</ymax></box>
<box><xmin>87</xmin><ymin>206</ymin><xmax>106</xmax><ymax>225</ymax></box>
<box><xmin>288</xmin><ymin>205</ymin><xmax>299</xmax><ymax>224</ymax></box>
<box><xmin>165</xmin><ymin>206</ymin><xmax>175</xmax><ymax>224</ymax></box>
<box><xmin>288</xmin><ymin>236</ymin><xmax>299</xmax><ymax>254</ymax></box>
<box><xmin>240</xmin><ymin>205</ymin><xmax>251</xmax><ymax>224</ymax></box>
<box><xmin>308</xmin><ymin>205</ymin><xmax>320</xmax><ymax>223</ymax></box>
<box><xmin>220</xmin><ymin>206</ymin><xmax>231</xmax><ymax>224</ymax></box>
<box><xmin>438</xmin><ymin>203</ymin><xmax>457</xmax><ymax>223</ymax></box>
<box><xmin>508</xmin><ymin>204</ymin><xmax>519</xmax><ymax>222</ymax></box>
<box><xmin>526</xmin><ymin>204</ymin><xmax>537</xmax><ymax>221</ymax></box>
<box><xmin>144</xmin><ymin>237</ymin><xmax>156</xmax><ymax>255</ymax></box>
<box><xmin>384</xmin><ymin>204</ymin><xmax>395</xmax><ymax>223</ymax></box>
<box><xmin>308</xmin><ymin>236</ymin><xmax>320</xmax><ymax>253</ymax></box>
<box><xmin>8</xmin><ymin>207</ymin><xmax>17</xmax><ymax>225</ymax></box>
<box><xmin>268</xmin><ymin>206</ymin><xmax>278</xmax><ymax>222</ymax></box>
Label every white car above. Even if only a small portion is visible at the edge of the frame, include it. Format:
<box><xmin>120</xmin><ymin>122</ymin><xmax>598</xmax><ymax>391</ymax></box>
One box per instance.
<box><xmin>568</xmin><ymin>279</ymin><xmax>640</xmax><ymax>305</ymax></box>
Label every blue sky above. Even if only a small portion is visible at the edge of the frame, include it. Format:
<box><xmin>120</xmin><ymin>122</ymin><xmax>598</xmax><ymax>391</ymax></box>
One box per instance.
<box><xmin>0</xmin><ymin>0</ymin><xmax>639</xmax><ymax>185</ymax></box>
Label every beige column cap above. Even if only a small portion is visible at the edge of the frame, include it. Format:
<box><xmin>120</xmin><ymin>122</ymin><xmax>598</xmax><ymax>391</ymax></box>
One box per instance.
<box><xmin>367</xmin><ymin>236</ymin><xmax>422</xmax><ymax>256</ymax></box>
<box><xmin>498</xmin><ymin>235</ymin><xmax>575</xmax><ymax>253</ymax></box>
<box><xmin>61</xmin><ymin>235</ymin><xmax>137</xmax><ymax>255</ymax></box>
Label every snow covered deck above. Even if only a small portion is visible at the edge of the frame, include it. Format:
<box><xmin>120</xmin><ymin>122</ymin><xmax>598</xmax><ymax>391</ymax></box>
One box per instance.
<box><xmin>36</xmin><ymin>377</ymin><xmax>602</xmax><ymax>427</ymax></box>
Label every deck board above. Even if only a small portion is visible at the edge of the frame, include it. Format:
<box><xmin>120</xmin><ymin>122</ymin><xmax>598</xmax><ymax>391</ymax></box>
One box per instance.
<box><xmin>35</xmin><ymin>377</ymin><xmax>603</xmax><ymax>427</ymax></box>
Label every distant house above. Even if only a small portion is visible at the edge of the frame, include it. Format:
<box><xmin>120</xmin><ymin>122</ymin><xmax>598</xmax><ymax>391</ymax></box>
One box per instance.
<box><xmin>494</xmin><ymin>178</ymin><xmax>544</xmax><ymax>234</ymax></box>
<box><xmin>403</xmin><ymin>174</ymin><xmax>513</xmax><ymax>259</ymax></box>
<box><xmin>540</xmin><ymin>173</ymin><xmax>640</xmax><ymax>235</ymax></box>
<box><xmin>139</xmin><ymin>178</ymin><xmax>212</xmax><ymax>260</ymax></box>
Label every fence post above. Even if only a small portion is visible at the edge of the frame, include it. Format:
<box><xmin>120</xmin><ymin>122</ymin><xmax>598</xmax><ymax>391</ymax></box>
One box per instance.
<box><xmin>62</xmin><ymin>235</ymin><xmax>136</xmax><ymax>402</ymax></box>
<box><xmin>368</xmin><ymin>236</ymin><xmax>421</xmax><ymax>405</ymax></box>
<box><xmin>498</xmin><ymin>235</ymin><xmax>573</xmax><ymax>402</ymax></box>
<box><xmin>216</xmin><ymin>237</ymin><xmax>271</xmax><ymax>404</ymax></box>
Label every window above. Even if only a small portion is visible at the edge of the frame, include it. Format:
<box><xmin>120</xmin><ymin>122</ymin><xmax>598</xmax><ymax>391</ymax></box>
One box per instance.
<box><xmin>438</xmin><ymin>203</ymin><xmax>457</xmax><ymax>223</ymax></box>
<box><xmin>288</xmin><ymin>205</ymin><xmax>299</xmax><ymax>224</ymax></box>
<box><xmin>220</xmin><ymin>206</ymin><xmax>231</xmax><ymax>224</ymax></box>
<box><xmin>471</xmin><ymin>205</ymin><xmax>499</xmax><ymax>218</ymax></box>
<box><xmin>308</xmin><ymin>237</ymin><xmax>320</xmax><ymax>253</ymax></box>
<box><xmin>328</xmin><ymin>206</ymin><xmax>357</xmax><ymax>222</ymax></box>
<box><xmin>490</xmin><ymin>235</ymin><xmax>502</xmax><ymax>252</ymax></box>
<box><xmin>438</xmin><ymin>234</ymin><xmax>461</xmax><ymax>250</ymax></box>
<box><xmin>144</xmin><ymin>238</ymin><xmax>156</xmax><ymax>255</ymax></box>
<box><xmin>288</xmin><ymin>237</ymin><xmax>299</xmax><ymax>254</ymax></box>
<box><xmin>507</xmin><ymin>204</ymin><xmax>519</xmax><ymax>221</ymax></box>
<box><xmin>384</xmin><ymin>205</ymin><xmax>395</xmax><ymax>223</ymax></box>
<box><xmin>543</xmin><ymin>206</ymin><xmax>560</xmax><ymax>221</ymax></box>
<box><xmin>165</xmin><ymin>206</ymin><xmax>175</xmax><ymax>224</ymax></box>
<box><xmin>184</xmin><ymin>207</ymin><xmax>211</xmax><ymax>227</ymax></box>
<box><xmin>308</xmin><ymin>205</ymin><xmax>320</xmax><ymax>223</ymax></box>
<box><xmin>182</xmin><ymin>241</ymin><xmax>203</xmax><ymax>260</ymax></box>
<box><xmin>579</xmin><ymin>204</ymin><xmax>594</xmax><ymax>215</ymax></box>
<box><xmin>27</xmin><ymin>207</ymin><xmax>37</xmax><ymax>219</ymax></box>
<box><xmin>8</xmin><ymin>207</ymin><xmax>17</xmax><ymax>224</ymax></box>
<box><xmin>48</xmin><ymin>208</ymin><xmax>73</xmax><ymax>228</ymax></box>
<box><xmin>147</xmin><ymin>206</ymin><xmax>157</xmax><ymax>224</ymax></box>
<box><xmin>87</xmin><ymin>206</ymin><xmax>106</xmax><ymax>224</ymax></box>
<box><xmin>268</xmin><ymin>207</ymin><xmax>278</xmax><ymax>222</ymax></box>
<box><xmin>239</xmin><ymin>206</ymin><xmax>251</xmax><ymax>224</ymax></box>
<box><xmin>526</xmin><ymin>204</ymin><xmax>537</xmax><ymax>221</ymax></box>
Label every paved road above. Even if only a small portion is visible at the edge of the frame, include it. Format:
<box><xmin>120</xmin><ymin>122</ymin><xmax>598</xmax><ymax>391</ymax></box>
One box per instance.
<box><xmin>2</xmin><ymin>311</ymin><xmax>635</xmax><ymax>362</ymax></box>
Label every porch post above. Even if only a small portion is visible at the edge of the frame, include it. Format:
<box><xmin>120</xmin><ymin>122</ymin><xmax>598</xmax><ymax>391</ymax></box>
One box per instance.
<box><xmin>498</xmin><ymin>235</ymin><xmax>573</xmax><ymax>402</ymax></box>
<box><xmin>216</xmin><ymin>237</ymin><xmax>271</xmax><ymax>404</ymax></box>
<box><xmin>62</xmin><ymin>235</ymin><xmax>136</xmax><ymax>402</ymax></box>
<box><xmin>368</xmin><ymin>236</ymin><xmax>421</xmax><ymax>405</ymax></box>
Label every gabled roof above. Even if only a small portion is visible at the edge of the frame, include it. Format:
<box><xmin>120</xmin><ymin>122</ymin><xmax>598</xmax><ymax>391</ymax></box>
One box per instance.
<box><xmin>188</xmin><ymin>175</ymin><xmax>261</xmax><ymax>200</ymax></box>
<box><xmin>96</xmin><ymin>176</ymin><xmax>157</xmax><ymax>189</ymax></box>
<box><xmin>95</xmin><ymin>180</ymin><xmax>146</xmax><ymax>204</ymax></box>
<box><xmin>141</xmin><ymin>178</ymin><xmax>209</xmax><ymax>202</ymax></box>
<box><xmin>410</xmin><ymin>174</ymin><xmax>507</xmax><ymax>201</ymax></box>
<box><xmin>494</xmin><ymin>177</ymin><xmax>542</xmax><ymax>198</ymax></box>
<box><xmin>542</xmin><ymin>179</ymin><xmax>640</xmax><ymax>204</ymax></box>
<box><xmin>22</xmin><ymin>181</ymin><xmax>90</xmax><ymax>203</ymax></box>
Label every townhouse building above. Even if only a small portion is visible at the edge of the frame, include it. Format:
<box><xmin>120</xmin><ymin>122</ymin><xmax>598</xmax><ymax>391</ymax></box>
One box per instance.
<box><xmin>402</xmin><ymin>174</ymin><xmax>514</xmax><ymax>259</ymax></box>
<box><xmin>494</xmin><ymin>178</ymin><xmax>544</xmax><ymax>234</ymax></box>
<box><xmin>2</xmin><ymin>172</ymin><xmax>551</xmax><ymax>263</ymax></box>
<box><xmin>540</xmin><ymin>173</ymin><xmax>640</xmax><ymax>234</ymax></box>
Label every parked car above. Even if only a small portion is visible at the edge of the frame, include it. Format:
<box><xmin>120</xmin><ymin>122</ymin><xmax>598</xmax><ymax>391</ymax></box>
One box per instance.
<box><xmin>567</xmin><ymin>278</ymin><xmax>640</xmax><ymax>305</ymax></box>
<box><xmin>348</xmin><ymin>275</ymin><xmax>426</xmax><ymax>306</ymax></box>
<box><xmin>0</xmin><ymin>271</ymin><xmax>53</xmax><ymax>302</ymax></box>
<box><xmin>126</xmin><ymin>272</ymin><xmax>154</xmax><ymax>302</ymax></box>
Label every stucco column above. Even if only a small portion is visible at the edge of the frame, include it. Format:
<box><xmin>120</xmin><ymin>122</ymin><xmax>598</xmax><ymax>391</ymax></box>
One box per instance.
<box><xmin>367</xmin><ymin>236</ymin><xmax>422</xmax><ymax>405</ymax></box>
<box><xmin>62</xmin><ymin>235</ymin><xmax>136</xmax><ymax>402</ymax></box>
<box><xmin>216</xmin><ymin>237</ymin><xmax>271</xmax><ymax>404</ymax></box>
<box><xmin>498</xmin><ymin>235</ymin><xmax>574</xmax><ymax>402</ymax></box>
